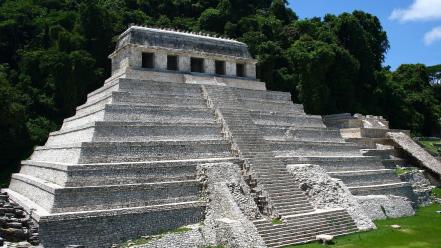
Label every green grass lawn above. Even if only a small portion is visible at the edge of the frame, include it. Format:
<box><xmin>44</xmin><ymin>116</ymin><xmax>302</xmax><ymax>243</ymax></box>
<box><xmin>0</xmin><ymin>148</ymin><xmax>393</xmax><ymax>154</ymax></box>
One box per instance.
<box><xmin>290</xmin><ymin>204</ymin><xmax>441</xmax><ymax>248</ymax></box>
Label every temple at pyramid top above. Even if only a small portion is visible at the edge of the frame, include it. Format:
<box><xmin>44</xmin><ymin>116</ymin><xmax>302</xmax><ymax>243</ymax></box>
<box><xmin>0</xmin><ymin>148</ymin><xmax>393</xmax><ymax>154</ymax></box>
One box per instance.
<box><xmin>109</xmin><ymin>25</ymin><xmax>259</xmax><ymax>84</ymax></box>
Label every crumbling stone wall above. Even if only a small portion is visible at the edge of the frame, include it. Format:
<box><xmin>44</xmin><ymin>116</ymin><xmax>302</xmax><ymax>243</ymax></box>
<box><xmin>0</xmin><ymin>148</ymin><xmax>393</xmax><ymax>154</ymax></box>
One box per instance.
<box><xmin>198</xmin><ymin>162</ymin><xmax>265</xmax><ymax>248</ymax></box>
<box><xmin>286</xmin><ymin>164</ymin><xmax>375</xmax><ymax>231</ymax></box>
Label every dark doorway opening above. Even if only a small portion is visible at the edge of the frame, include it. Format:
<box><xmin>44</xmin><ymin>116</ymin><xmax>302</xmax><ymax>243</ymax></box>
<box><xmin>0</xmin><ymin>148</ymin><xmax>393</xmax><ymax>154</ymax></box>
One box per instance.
<box><xmin>167</xmin><ymin>55</ymin><xmax>178</xmax><ymax>71</ymax></box>
<box><xmin>142</xmin><ymin>52</ymin><xmax>154</xmax><ymax>68</ymax></box>
<box><xmin>236</xmin><ymin>63</ymin><xmax>245</xmax><ymax>77</ymax></box>
<box><xmin>215</xmin><ymin>60</ymin><xmax>226</xmax><ymax>75</ymax></box>
<box><xmin>191</xmin><ymin>58</ymin><xmax>204</xmax><ymax>73</ymax></box>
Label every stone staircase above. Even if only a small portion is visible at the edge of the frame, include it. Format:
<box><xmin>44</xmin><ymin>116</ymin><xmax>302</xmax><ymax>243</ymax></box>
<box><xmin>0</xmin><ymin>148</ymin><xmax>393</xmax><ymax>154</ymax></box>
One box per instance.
<box><xmin>5</xmin><ymin>78</ymin><xmax>236</xmax><ymax>247</ymax></box>
<box><xmin>203</xmin><ymin>85</ymin><xmax>357</xmax><ymax>247</ymax></box>
<box><xmin>230</xmin><ymin>87</ymin><xmax>416</xmax><ymax>202</ymax></box>
<box><xmin>254</xmin><ymin>209</ymin><xmax>357</xmax><ymax>247</ymax></box>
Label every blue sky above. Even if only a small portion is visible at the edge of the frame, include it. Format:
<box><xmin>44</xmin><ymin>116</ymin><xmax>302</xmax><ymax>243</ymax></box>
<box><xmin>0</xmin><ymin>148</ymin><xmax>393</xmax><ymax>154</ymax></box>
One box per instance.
<box><xmin>287</xmin><ymin>0</ymin><xmax>441</xmax><ymax>69</ymax></box>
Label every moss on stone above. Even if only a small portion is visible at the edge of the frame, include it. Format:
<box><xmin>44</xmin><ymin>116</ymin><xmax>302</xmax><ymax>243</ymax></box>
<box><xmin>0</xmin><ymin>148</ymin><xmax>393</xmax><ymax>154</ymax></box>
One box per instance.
<box><xmin>272</xmin><ymin>218</ymin><xmax>283</xmax><ymax>225</ymax></box>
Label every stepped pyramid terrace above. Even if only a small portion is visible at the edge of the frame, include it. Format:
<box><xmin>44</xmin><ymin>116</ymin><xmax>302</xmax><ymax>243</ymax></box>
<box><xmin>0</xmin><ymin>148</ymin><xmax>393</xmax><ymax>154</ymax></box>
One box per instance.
<box><xmin>3</xmin><ymin>25</ymin><xmax>438</xmax><ymax>248</ymax></box>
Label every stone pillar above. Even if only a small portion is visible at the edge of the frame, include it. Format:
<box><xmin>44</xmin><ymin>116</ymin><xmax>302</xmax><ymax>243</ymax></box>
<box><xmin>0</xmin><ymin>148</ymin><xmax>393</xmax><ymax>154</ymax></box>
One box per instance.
<box><xmin>226</xmin><ymin>61</ymin><xmax>236</xmax><ymax>77</ymax></box>
<box><xmin>179</xmin><ymin>56</ymin><xmax>191</xmax><ymax>72</ymax></box>
<box><xmin>130</xmin><ymin>46</ymin><xmax>142</xmax><ymax>68</ymax></box>
<box><xmin>154</xmin><ymin>51</ymin><xmax>167</xmax><ymax>70</ymax></box>
<box><xmin>246</xmin><ymin>63</ymin><xmax>256</xmax><ymax>79</ymax></box>
<box><xmin>204</xmin><ymin>59</ymin><xmax>215</xmax><ymax>75</ymax></box>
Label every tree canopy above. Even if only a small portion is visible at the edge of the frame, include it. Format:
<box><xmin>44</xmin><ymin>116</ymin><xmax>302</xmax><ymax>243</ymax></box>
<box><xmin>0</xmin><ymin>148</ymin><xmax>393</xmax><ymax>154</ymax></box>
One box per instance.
<box><xmin>0</xmin><ymin>0</ymin><xmax>440</xmax><ymax>185</ymax></box>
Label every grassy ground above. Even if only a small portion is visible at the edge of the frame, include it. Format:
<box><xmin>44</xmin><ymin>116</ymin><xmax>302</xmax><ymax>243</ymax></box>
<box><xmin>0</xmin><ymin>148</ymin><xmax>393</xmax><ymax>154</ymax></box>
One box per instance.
<box><xmin>432</xmin><ymin>188</ymin><xmax>441</xmax><ymax>198</ymax></box>
<box><xmin>417</xmin><ymin>138</ymin><xmax>441</xmax><ymax>157</ymax></box>
<box><xmin>289</xmin><ymin>204</ymin><xmax>441</xmax><ymax>248</ymax></box>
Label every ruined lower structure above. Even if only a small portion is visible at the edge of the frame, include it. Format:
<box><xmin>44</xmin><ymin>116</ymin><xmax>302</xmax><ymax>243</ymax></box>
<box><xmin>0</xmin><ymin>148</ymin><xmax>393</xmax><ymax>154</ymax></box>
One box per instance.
<box><xmin>323</xmin><ymin>113</ymin><xmax>441</xmax><ymax>206</ymax></box>
<box><xmin>1</xmin><ymin>26</ymin><xmax>424</xmax><ymax>247</ymax></box>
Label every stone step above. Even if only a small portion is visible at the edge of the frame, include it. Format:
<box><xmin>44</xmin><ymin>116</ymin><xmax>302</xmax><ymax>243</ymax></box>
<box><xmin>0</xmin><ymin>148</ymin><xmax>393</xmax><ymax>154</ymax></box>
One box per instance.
<box><xmin>261</xmin><ymin>126</ymin><xmax>344</xmax><ymax>142</ymax></box>
<box><xmin>80</xmin><ymin>140</ymin><xmax>232</xmax><ymax>164</ymax></box>
<box><xmin>253</xmin><ymin>114</ymin><xmax>326</xmax><ymax>128</ymax></box>
<box><xmin>267</xmin><ymin>230</ymin><xmax>356</xmax><ymax>248</ymax></box>
<box><xmin>47</xmin><ymin>121</ymin><xmax>224</xmax><ymax>146</ymax></box>
<box><xmin>258</xmin><ymin>221</ymin><xmax>355</xmax><ymax>240</ymax></box>
<box><xmin>46</xmin><ymin>123</ymin><xmax>97</xmax><ymax>146</ymax></box>
<box><xmin>92</xmin><ymin>121</ymin><xmax>223</xmax><ymax>142</ymax></box>
<box><xmin>75</xmin><ymin>94</ymin><xmax>113</xmax><ymax>117</ymax></box>
<box><xmin>276</xmin><ymin>208</ymin><xmax>314</xmax><ymax>217</ymax></box>
<box><xmin>5</xmin><ymin>188</ymin><xmax>205</xmax><ymax>248</ymax></box>
<box><xmin>273</xmin><ymin>200</ymin><xmax>311</xmax><ymax>208</ymax></box>
<box><xmin>255</xmin><ymin>213</ymin><xmax>354</xmax><ymax>233</ymax></box>
<box><xmin>255</xmin><ymin>213</ymin><xmax>356</xmax><ymax>245</ymax></box>
<box><xmin>263</xmin><ymin>226</ymin><xmax>356</xmax><ymax>247</ymax></box>
<box><xmin>64</xmin><ymin>102</ymin><xmax>215</xmax><ymax>130</ymax></box>
<box><xmin>62</xmin><ymin>106</ymin><xmax>106</xmax><ymax>129</ymax></box>
<box><xmin>281</xmin><ymin>156</ymin><xmax>385</xmax><ymax>172</ymax></box>
<box><xmin>222</xmin><ymin>110</ymin><xmax>306</xmax><ymax>119</ymax></box>
<box><xmin>346</xmin><ymin>137</ymin><xmax>395</xmax><ymax>149</ymax></box>
<box><xmin>234</xmin><ymin>88</ymin><xmax>292</xmax><ymax>101</ymax></box>
<box><xmin>269</xmin><ymin>140</ymin><xmax>362</xmax><ymax>157</ymax></box>
<box><xmin>328</xmin><ymin>169</ymin><xmax>402</xmax><ymax>186</ymax></box>
<box><xmin>103</xmin><ymin>104</ymin><xmax>216</xmax><ymax>123</ymax></box>
<box><xmin>118</xmin><ymin>78</ymin><xmax>202</xmax><ymax>96</ymax></box>
<box><xmin>361</xmin><ymin>148</ymin><xmax>397</xmax><ymax>158</ymax></box>
<box><xmin>20</xmin><ymin>158</ymin><xmax>239</xmax><ymax>187</ymax></box>
<box><xmin>9</xmin><ymin>173</ymin><xmax>201</xmax><ymax>213</ymax></box>
<box><xmin>31</xmin><ymin>140</ymin><xmax>232</xmax><ymax>164</ymax></box>
<box><xmin>253</xmin><ymin>209</ymin><xmax>349</xmax><ymax>225</ymax></box>
<box><xmin>86</xmin><ymin>78</ymin><xmax>120</xmax><ymax>103</ymax></box>
<box><xmin>265</xmin><ymin>189</ymin><xmax>309</xmax><ymax>198</ymax></box>
<box><xmin>349</xmin><ymin>182</ymin><xmax>416</xmax><ymax>201</ymax></box>
<box><xmin>355</xmin><ymin>128</ymin><xmax>410</xmax><ymax>138</ymax></box>
<box><xmin>112</xmin><ymin>91</ymin><xmax>207</xmax><ymax>107</ymax></box>
<box><xmin>383</xmin><ymin>158</ymin><xmax>408</xmax><ymax>168</ymax></box>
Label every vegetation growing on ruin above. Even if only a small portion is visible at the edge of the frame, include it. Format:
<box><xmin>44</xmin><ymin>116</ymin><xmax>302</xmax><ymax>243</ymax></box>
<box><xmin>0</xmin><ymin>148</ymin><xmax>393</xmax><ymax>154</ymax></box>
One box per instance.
<box><xmin>417</xmin><ymin>138</ymin><xmax>441</xmax><ymax>157</ymax></box>
<box><xmin>292</xmin><ymin>204</ymin><xmax>441</xmax><ymax>248</ymax></box>
<box><xmin>395</xmin><ymin>167</ymin><xmax>414</xmax><ymax>176</ymax></box>
<box><xmin>272</xmin><ymin>218</ymin><xmax>283</xmax><ymax>224</ymax></box>
<box><xmin>432</xmin><ymin>188</ymin><xmax>441</xmax><ymax>199</ymax></box>
<box><xmin>0</xmin><ymin>0</ymin><xmax>440</xmax><ymax>185</ymax></box>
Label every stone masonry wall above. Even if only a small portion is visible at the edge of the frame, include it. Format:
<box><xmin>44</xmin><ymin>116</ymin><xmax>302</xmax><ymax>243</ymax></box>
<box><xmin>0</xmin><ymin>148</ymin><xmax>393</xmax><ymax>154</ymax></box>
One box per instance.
<box><xmin>286</xmin><ymin>164</ymin><xmax>376</xmax><ymax>231</ymax></box>
<box><xmin>197</xmin><ymin>162</ymin><xmax>266</xmax><ymax>248</ymax></box>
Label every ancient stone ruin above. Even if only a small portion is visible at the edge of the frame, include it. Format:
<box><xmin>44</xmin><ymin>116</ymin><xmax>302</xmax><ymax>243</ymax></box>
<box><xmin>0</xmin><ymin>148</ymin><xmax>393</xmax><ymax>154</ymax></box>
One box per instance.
<box><xmin>1</xmin><ymin>26</ymin><xmax>438</xmax><ymax>247</ymax></box>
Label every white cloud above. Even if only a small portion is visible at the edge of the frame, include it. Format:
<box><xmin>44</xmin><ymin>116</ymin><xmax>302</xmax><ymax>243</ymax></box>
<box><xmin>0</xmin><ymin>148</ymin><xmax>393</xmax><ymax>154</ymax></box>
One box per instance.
<box><xmin>390</xmin><ymin>0</ymin><xmax>441</xmax><ymax>22</ymax></box>
<box><xmin>424</xmin><ymin>26</ymin><xmax>441</xmax><ymax>45</ymax></box>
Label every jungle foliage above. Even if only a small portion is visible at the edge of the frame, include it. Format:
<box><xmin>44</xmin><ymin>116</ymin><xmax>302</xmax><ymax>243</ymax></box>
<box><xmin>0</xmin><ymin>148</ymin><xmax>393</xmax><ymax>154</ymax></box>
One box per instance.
<box><xmin>0</xmin><ymin>0</ymin><xmax>440</xmax><ymax>185</ymax></box>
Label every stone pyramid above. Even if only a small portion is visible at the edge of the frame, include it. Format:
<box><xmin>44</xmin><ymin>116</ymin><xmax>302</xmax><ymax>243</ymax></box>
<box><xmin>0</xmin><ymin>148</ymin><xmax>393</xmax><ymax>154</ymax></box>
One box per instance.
<box><xmin>3</xmin><ymin>26</ymin><xmax>416</xmax><ymax>247</ymax></box>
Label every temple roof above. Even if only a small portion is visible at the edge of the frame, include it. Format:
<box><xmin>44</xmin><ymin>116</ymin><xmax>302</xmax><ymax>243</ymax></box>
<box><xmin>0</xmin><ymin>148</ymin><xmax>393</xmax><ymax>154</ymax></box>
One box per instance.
<box><xmin>116</xmin><ymin>26</ymin><xmax>253</xmax><ymax>59</ymax></box>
